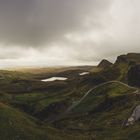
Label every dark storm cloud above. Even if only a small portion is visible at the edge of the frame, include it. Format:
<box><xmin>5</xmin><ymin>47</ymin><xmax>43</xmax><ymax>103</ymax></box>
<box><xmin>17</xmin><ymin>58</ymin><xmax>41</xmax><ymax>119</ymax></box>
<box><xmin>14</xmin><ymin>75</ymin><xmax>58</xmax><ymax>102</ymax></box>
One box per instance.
<box><xmin>0</xmin><ymin>0</ymin><xmax>140</xmax><ymax>67</ymax></box>
<box><xmin>0</xmin><ymin>0</ymin><xmax>111</xmax><ymax>46</ymax></box>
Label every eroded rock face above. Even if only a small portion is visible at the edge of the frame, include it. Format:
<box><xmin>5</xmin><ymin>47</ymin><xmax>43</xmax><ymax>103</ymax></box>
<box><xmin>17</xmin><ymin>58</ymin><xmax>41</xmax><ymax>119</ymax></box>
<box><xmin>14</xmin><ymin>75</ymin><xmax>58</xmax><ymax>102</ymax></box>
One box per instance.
<box><xmin>115</xmin><ymin>53</ymin><xmax>140</xmax><ymax>65</ymax></box>
<box><xmin>98</xmin><ymin>59</ymin><xmax>112</xmax><ymax>68</ymax></box>
<box><xmin>115</xmin><ymin>55</ymin><xmax>129</xmax><ymax>64</ymax></box>
<box><xmin>126</xmin><ymin>105</ymin><xmax>140</xmax><ymax>126</ymax></box>
<box><xmin>127</xmin><ymin>65</ymin><xmax>140</xmax><ymax>87</ymax></box>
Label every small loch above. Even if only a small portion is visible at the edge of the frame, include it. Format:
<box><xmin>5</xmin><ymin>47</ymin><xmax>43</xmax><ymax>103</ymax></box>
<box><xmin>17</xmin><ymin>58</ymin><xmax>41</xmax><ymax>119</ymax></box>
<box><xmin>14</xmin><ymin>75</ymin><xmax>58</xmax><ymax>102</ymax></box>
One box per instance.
<box><xmin>41</xmin><ymin>77</ymin><xmax>68</xmax><ymax>82</ymax></box>
<box><xmin>79</xmin><ymin>72</ymin><xmax>89</xmax><ymax>76</ymax></box>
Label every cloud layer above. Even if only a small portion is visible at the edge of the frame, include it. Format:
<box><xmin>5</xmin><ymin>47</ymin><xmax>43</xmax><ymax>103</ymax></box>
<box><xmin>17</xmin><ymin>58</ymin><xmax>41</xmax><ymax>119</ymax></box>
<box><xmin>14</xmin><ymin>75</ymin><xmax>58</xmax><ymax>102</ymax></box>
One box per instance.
<box><xmin>0</xmin><ymin>0</ymin><xmax>140</xmax><ymax>67</ymax></box>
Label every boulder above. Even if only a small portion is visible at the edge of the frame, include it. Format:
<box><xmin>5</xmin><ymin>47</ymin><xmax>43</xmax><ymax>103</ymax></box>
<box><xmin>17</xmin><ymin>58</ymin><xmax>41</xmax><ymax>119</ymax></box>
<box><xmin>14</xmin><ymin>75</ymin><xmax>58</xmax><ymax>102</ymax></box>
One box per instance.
<box><xmin>126</xmin><ymin>105</ymin><xmax>140</xmax><ymax>126</ymax></box>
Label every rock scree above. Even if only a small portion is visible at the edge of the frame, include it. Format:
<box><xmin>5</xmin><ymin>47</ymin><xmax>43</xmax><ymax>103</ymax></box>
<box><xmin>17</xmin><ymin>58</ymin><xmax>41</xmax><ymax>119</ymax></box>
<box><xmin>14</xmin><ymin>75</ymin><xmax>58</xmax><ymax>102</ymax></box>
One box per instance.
<box><xmin>126</xmin><ymin>105</ymin><xmax>140</xmax><ymax>126</ymax></box>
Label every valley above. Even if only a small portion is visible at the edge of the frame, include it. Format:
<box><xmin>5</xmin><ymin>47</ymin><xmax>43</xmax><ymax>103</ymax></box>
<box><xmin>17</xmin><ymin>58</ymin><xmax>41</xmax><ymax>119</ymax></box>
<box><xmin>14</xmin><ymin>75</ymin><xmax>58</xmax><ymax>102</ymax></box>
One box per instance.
<box><xmin>0</xmin><ymin>53</ymin><xmax>140</xmax><ymax>140</ymax></box>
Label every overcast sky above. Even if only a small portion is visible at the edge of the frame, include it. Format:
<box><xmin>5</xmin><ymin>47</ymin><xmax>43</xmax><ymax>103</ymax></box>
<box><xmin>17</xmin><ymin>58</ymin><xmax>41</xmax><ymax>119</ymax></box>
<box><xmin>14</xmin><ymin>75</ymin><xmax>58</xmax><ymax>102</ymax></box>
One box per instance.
<box><xmin>0</xmin><ymin>0</ymin><xmax>140</xmax><ymax>68</ymax></box>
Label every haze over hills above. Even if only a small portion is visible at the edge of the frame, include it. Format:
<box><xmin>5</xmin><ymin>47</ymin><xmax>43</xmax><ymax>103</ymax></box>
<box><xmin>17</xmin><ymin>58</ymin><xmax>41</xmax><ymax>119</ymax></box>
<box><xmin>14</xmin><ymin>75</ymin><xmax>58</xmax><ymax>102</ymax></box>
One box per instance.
<box><xmin>0</xmin><ymin>53</ymin><xmax>139</xmax><ymax>139</ymax></box>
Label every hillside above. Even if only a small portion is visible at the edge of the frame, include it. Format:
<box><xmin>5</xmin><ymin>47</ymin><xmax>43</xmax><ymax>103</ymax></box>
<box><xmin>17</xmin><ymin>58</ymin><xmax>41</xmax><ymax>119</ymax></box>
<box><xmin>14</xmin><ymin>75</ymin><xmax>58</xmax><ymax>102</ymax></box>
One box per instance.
<box><xmin>0</xmin><ymin>54</ymin><xmax>139</xmax><ymax>139</ymax></box>
<box><xmin>0</xmin><ymin>102</ymin><xmax>47</xmax><ymax>140</ymax></box>
<box><xmin>68</xmin><ymin>81</ymin><xmax>136</xmax><ymax>114</ymax></box>
<box><xmin>90</xmin><ymin>53</ymin><xmax>140</xmax><ymax>86</ymax></box>
<box><xmin>53</xmin><ymin>81</ymin><xmax>140</xmax><ymax>140</ymax></box>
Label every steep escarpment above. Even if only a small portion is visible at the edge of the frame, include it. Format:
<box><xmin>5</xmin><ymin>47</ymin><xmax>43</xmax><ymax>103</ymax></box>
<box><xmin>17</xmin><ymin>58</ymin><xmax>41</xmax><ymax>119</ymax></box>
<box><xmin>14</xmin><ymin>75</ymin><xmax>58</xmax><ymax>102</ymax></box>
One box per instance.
<box><xmin>117</xmin><ymin>53</ymin><xmax>140</xmax><ymax>87</ymax></box>
<box><xmin>115</xmin><ymin>53</ymin><xmax>140</xmax><ymax>65</ymax></box>
<box><xmin>127</xmin><ymin>64</ymin><xmax>140</xmax><ymax>87</ymax></box>
<box><xmin>100</xmin><ymin>53</ymin><xmax>140</xmax><ymax>86</ymax></box>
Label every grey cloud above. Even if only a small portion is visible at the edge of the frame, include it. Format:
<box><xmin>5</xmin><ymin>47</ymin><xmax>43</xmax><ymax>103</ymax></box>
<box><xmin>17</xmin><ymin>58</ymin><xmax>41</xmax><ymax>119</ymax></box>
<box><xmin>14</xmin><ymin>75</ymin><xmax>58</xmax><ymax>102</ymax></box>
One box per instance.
<box><xmin>0</xmin><ymin>0</ymin><xmax>140</xmax><ymax>67</ymax></box>
<box><xmin>0</xmin><ymin>0</ymin><xmax>111</xmax><ymax>46</ymax></box>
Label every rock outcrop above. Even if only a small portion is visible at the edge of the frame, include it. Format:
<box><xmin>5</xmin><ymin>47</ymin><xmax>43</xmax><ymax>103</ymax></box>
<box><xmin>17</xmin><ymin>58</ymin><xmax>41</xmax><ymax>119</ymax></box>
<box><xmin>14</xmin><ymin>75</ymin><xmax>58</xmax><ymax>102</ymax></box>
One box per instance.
<box><xmin>126</xmin><ymin>105</ymin><xmax>140</xmax><ymax>126</ymax></box>
<box><xmin>98</xmin><ymin>59</ymin><xmax>112</xmax><ymax>68</ymax></box>
<box><xmin>127</xmin><ymin>64</ymin><xmax>140</xmax><ymax>87</ymax></box>
<box><xmin>115</xmin><ymin>55</ymin><xmax>129</xmax><ymax>65</ymax></box>
<box><xmin>115</xmin><ymin>53</ymin><xmax>140</xmax><ymax>65</ymax></box>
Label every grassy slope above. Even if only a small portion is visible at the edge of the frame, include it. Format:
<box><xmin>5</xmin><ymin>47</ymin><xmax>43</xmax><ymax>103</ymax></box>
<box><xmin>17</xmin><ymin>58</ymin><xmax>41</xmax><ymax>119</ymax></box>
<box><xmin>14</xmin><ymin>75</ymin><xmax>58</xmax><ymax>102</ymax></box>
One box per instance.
<box><xmin>9</xmin><ymin>90</ymin><xmax>71</xmax><ymax>120</ymax></box>
<box><xmin>0</xmin><ymin>102</ymin><xmax>47</xmax><ymax>140</ymax></box>
<box><xmin>70</xmin><ymin>81</ymin><xmax>136</xmax><ymax>114</ymax></box>
<box><xmin>0</xmin><ymin>61</ymin><xmax>140</xmax><ymax>140</ymax></box>
<box><xmin>52</xmin><ymin>81</ymin><xmax>140</xmax><ymax>140</ymax></box>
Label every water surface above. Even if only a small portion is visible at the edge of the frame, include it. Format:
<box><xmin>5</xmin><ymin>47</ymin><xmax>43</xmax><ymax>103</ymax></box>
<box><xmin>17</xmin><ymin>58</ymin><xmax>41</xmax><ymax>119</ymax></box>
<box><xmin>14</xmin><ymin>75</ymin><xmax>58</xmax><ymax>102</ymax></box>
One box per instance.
<box><xmin>41</xmin><ymin>77</ymin><xmax>68</xmax><ymax>82</ymax></box>
<box><xmin>79</xmin><ymin>72</ymin><xmax>89</xmax><ymax>76</ymax></box>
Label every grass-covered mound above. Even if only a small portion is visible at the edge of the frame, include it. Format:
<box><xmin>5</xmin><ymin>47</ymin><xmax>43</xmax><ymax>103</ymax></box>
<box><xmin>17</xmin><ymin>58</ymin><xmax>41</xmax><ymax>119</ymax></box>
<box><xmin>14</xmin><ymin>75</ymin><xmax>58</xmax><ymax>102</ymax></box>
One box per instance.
<box><xmin>0</xmin><ymin>102</ymin><xmax>47</xmax><ymax>140</ymax></box>
<box><xmin>69</xmin><ymin>81</ymin><xmax>136</xmax><ymax>114</ymax></box>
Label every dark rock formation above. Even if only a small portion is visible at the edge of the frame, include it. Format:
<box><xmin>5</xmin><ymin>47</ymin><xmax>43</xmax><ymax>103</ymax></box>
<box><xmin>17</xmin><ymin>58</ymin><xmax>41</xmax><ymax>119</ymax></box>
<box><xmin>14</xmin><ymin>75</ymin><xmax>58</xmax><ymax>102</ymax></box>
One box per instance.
<box><xmin>115</xmin><ymin>53</ymin><xmax>140</xmax><ymax>65</ymax></box>
<box><xmin>127</xmin><ymin>64</ymin><xmax>140</xmax><ymax>87</ymax></box>
<box><xmin>126</xmin><ymin>105</ymin><xmax>140</xmax><ymax>126</ymax></box>
<box><xmin>115</xmin><ymin>55</ymin><xmax>129</xmax><ymax>64</ymax></box>
<box><xmin>98</xmin><ymin>59</ymin><xmax>112</xmax><ymax>68</ymax></box>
